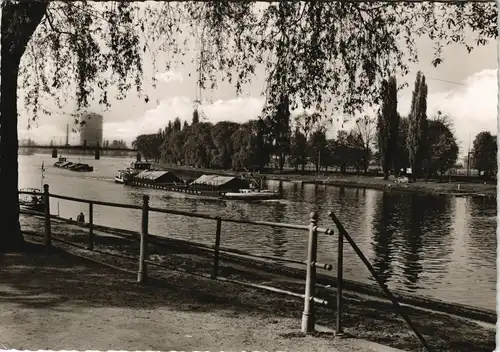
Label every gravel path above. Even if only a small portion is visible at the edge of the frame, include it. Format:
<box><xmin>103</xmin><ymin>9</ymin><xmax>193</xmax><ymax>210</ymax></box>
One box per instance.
<box><xmin>0</xmin><ymin>243</ymin><xmax>402</xmax><ymax>352</ymax></box>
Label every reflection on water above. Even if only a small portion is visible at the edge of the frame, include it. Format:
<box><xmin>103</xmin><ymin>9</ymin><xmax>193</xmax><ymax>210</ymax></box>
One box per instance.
<box><xmin>19</xmin><ymin>154</ymin><xmax>497</xmax><ymax>310</ymax></box>
<box><xmin>371</xmin><ymin>193</ymin><xmax>395</xmax><ymax>287</ymax></box>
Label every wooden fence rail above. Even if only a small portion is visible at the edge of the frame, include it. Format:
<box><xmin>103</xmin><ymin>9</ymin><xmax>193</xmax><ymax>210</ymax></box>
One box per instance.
<box><xmin>21</xmin><ymin>185</ymin><xmax>334</xmax><ymax>334</ymax></box>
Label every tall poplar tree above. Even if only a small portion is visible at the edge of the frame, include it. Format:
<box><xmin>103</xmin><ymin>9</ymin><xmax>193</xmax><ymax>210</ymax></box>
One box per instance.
<box><xmin>377</xmin><ymin>76</ymin><xmax>399</xmax><ymax>180</ymax></box>
<box><xmin>406</xmin><ymin>71</ymin><xmax>428</xmax><ymax>179</ymax></box>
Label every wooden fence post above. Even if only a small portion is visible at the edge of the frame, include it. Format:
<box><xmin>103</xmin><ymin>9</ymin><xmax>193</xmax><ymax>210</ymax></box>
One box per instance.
<box><xmin>43</xmin><ymin>184</ymin><xmax>51</xmax><ymax>248</ymax></box>
<box><xmin>211</xmin><ymin>217</ymin><xmax>222</xmax><ymax>279</ymax></box>
<box><xmin>336</xmin><ymin>220</ymin><xmax>344</xmax><ymax>335</ymax></box>
<box><xmin>88</xmin><ymin>202</ymin><xmax>94</xmax><ymax>250</ymax></box>
<box><xmin>301</xmin><ymin>211</ymin><xmax>318</xmax><ymax>333</ymax></box>
<box><xmin>137</xmin><ymin>195</ymin><xmax>149</xmax><ymax>283</ymax></box>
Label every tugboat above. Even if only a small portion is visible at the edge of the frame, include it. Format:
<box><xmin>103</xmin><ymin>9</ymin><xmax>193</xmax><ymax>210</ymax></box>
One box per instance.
<box><xmin>115</xmin><ymin>160</ymin><xmax>152</xmax><ymax>184</ymax></box>
<box><xmin>115</xmin><ymin>170</ymin><xmax>132</xmax><ymax>184</ymax></box>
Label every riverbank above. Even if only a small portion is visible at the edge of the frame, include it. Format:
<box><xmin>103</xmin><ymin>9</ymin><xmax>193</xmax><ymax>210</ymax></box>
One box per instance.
<box><xmin>158</xmin><ymin>164</ymin><xmax>497</xmax><ymax>197</ymax></box>
<box><xmin>18</xmin><ymin>213</ymin><xmax>495</xmax><ymax>351</ymax></box>
<box><xmin>2</xmin><ymin>242</ymin><xmax>404</xmax><ymax>352</ymax></box>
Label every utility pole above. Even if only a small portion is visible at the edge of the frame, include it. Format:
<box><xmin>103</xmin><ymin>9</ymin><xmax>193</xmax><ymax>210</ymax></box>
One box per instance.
<box><xmin>467</xmin><ymin>132</ymin><xmax>471</xmax><ymax>177</ymax></box>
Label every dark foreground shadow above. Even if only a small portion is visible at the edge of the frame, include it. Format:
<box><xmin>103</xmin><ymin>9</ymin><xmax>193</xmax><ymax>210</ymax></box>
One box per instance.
<box><xmin>1</xmin><ymin>238</ymin><xmax>494</xmax><ymax>352</ymax></box>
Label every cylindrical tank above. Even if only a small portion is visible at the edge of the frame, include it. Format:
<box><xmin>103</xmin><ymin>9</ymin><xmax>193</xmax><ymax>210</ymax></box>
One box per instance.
<box><xmin>79</xmin><ymin>113</ymin><xmax>103</xmax><ymax>147</ymax></box>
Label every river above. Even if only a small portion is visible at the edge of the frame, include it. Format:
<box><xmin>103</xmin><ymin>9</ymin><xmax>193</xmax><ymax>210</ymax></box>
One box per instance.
<box><xmin>18</xmin><ymin>154</ymin><xmax>497</xmax><ymax>311</ymax></box>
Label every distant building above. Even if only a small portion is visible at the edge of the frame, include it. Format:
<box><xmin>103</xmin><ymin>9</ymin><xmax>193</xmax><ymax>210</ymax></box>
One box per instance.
<box><xmin>79</xmin><ymin>113</ymin><xmax>103</xmax><ymax>147</ymax></box>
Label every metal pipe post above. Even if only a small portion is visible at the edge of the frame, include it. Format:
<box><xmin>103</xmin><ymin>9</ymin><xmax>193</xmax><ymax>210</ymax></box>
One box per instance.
<box><xmin>211</xmin><ymin>217</ymin><xmax>222</xmax><ymax>279</ymax></box>
<box><xmin>88</xmin><ymin>202</ymin><xmax>94</xmax><ymax>250</ymax></box>
<box><xmin>336</xmin><ymin>220</ymin><xmax>344</xmax><ymax>335</ymax></box>
<box><xmin>301</xmin><ymin>211</ymin><xmax>318</xmax><ymax>333</ymax></box>
<box><xmin>43</xmin><ymin>184</ymin><xmax>51</xmax><ymax>248</ymax></box>
<box><xmin>137</xmin><ymin>195</ymin><xmax>149</xmax><ymax>283</ymax></box>
<box><xmin>328</xmin><ymin>211</ymin><xmax>431</xmax><ymax>351</ymax></box>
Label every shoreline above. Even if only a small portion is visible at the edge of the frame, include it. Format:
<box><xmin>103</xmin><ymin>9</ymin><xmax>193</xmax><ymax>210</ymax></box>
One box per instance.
<box><xmin>18</xmin><ymin>217</ymin><xmax>495</xmax><ymax>351</ymax></box>
<box><xmin>158</xmin><ymin>164</ymin><xmax>497</xmax><ymax>197</ymax></box>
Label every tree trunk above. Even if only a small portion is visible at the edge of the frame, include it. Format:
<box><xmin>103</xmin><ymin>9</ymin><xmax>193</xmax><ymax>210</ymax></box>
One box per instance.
<box><xmin>278</xmin><ymin>152</ymin><xmax>285</xmax><ymax>172</ymax></box>
<box><xmin>0</xmin><ymin>1</ymin><xmax>48</xmax><ymax>251</ymax></box>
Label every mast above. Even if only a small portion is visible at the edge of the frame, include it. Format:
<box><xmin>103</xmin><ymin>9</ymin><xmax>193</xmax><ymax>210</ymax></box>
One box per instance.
<box><xmin>40</xmin><ymin>161</ymin><xmax>45</xmax><ymax>191</ymax></box>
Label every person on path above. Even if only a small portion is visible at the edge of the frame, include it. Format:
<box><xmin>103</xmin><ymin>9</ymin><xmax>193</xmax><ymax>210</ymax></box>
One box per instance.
<box><xmin>77</xmin><ymin>212</ymin><xmax>85</xmax><ymax>223</ymax></box>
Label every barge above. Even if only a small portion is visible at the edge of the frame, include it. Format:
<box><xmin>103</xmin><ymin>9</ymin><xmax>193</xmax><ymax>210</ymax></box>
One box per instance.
<box><xmin>54</xmin><ymin>156</ymin><xmax>93</xmax><ymax>172</ymax></box>
<box><xmin>127</xmin><ymin>172</ymin><xmax>282</xmax><ymax>201</ymax></box>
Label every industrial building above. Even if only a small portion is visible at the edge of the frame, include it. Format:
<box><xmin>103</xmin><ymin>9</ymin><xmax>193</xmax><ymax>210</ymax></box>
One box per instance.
<box><xmin>79</xmin><ymin>113</ymin><xmax>103</xmax><ymax>147</ymax></box>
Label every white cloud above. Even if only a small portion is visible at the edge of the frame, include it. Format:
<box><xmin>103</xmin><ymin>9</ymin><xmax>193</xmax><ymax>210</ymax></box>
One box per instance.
<box><xmin>103</xmin><ymin>96</ymin><xmax>265</xmax><ymax>143</ymax></box>
<box><xmin>155</xmin><ymin>70</ymin><xmax>184</xmax><ymax>83</ymax></box>
<box><xmin>399</xmin><ymin>68</ymin><xmax>498</xmax><ymax>154</ymax></box>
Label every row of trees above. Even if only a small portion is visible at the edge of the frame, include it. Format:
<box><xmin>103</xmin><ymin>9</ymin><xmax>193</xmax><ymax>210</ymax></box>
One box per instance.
<box><xmin>133</xmin><ymin>72</ymin><xmax>469</xmax><ymax>178</ymax></box>
<box><xmin>103</xmin><ymin>139</ymin><xmax>127</xmax><ymax>149</ymax></box>
<box><xmin>377</xmin><ymin>72</ymin><xmax>460</xmax><ymax>180</ymax></box>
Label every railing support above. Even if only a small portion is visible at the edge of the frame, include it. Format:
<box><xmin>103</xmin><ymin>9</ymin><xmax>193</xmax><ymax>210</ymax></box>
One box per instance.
<box><xmin>88</xmin><ymin>202</ymin><xmax>94</xmax><ymax>250</ymax></box>
<box><xmin>301</xmin><ymin>211</ymin><xmax>318</xmax><ymax>333</ymax></box>
<box><xmin>211</xmin><ymin>217</ymin><xmax>222</xmax><ymax>279</ymax></box>
<box><xmin>336</xmin><ymin>221</ymin><xmax>344</xmax><ymax>336</ymax></box>
<box><xmin>328</xmin><ymin>211</ymin><xmax>431</xmax><ymax>351</ymax></box>
<box><xmin>43</xmin><ymin>184</ymin><xmax>51</xmax><ymax>248</ymax></box>
<box><xmin>137</xmin><ymin>195</ymin><xmax>149</xmax><ymax>283</ymax></box>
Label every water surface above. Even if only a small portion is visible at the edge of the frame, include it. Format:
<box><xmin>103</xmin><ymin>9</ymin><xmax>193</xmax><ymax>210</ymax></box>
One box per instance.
<box><xmin>19</xmin><ymin>154</ymin><xmax>497</xmax><ymax>310</ymax></box>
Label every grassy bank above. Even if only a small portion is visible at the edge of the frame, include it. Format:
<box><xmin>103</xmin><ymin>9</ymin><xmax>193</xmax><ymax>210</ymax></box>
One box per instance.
<box><xmin>19</xmin><ymin>214</ymin><xmax>495</xmax><ymax>351</ymax></box>
<box><xmin>157</xmin><ymin>164</ymin><xmax>496</xmax><ymax>196</ymax></box>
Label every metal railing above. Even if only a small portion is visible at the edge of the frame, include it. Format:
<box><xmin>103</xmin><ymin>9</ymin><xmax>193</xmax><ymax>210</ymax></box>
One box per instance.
<box><xmin>19</xmin><ymin>184</ymin><xmax>431</xmax><ymax>350</ymax></box>
<box><xmin>20</xmin><ymin>184</ymin><xmax>334</xmax><ymax>334</ymax></box>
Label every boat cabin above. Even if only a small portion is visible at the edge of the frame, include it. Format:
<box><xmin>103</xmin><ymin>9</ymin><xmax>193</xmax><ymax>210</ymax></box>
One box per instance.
<box><xmin>134</xmin><ymin>170</ymin><xmax>183</xmax><ymax>184</ymax></box>
<box><xmin>130</xmin><ymin>161</ymin><xmax>152</xmax><ymax>171</ymax></box>
<box><xmin>189</xmin><ymin>174</ymin><xmax>249</xmax><ymax>192</ymax></box>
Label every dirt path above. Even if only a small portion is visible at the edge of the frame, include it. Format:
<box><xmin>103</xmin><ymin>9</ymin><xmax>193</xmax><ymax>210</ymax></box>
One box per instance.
<box><xmin>1</xmin><ymin>243</ymin><xmax>403</xmax><ymax>352</ymax></box>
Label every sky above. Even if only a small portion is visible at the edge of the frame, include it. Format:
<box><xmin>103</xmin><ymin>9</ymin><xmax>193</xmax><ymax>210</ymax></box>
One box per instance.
<box><xmin>18</xmin><ymin>5</ymin><xmax>498</xmax><ymax>157</ymax></box>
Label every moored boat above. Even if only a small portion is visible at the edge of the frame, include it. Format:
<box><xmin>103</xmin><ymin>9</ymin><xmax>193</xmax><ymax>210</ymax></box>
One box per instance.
<box><xmin>54</xmin><ymin>156</ymin><xmax>93</xmax><ymax>172</ymax></box>
<box><xmin>222</xmin><ymin>188</ymin><xmax>281</xmax><ymax>201</ymax></box>
<box><xmin>54</xmin><ymin>156</ymin><xmax>68</xmax><ymax>167</ymax></box>
<box><xmin>19</xmin><ymin>188</ymin><xmax>45</xmax><ymax>212</ymax></box>
<box><xmin>69</xmin><ymin>163</ymin><xmax>94</xmax><ymax>172</ymax></box>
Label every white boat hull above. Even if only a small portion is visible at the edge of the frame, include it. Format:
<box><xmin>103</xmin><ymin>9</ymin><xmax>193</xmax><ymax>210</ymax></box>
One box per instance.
<box><xmin>222</xmin><ymin>191</ymin><xmax>281</xmax><ymax>201</ymax></box>
<box><xmin>115</xmin><ymin>177</ymin><xmax>125</xmax><ymax>184</ymax></box>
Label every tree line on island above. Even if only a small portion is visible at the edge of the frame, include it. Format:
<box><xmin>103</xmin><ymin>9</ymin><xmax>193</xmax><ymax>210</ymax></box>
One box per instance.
<box><xmin>133</xmin><ymin>71</ymin><xmax>497</xmax><ymax>180</ymax></box>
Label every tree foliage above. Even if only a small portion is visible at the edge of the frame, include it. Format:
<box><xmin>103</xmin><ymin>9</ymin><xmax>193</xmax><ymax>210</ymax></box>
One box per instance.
<box><xmin>406</xmin><ymin>71</ymin><xmax>428</xmax><ymax>178</ymax></box>
<box><xmin>377</xmin><ymin>76</ymin><xmax>399</xmax><ymax>179</ymax></box>
<box><xmin>423</xmin><ymin>119</ymin><xmax>459</xmax><ymax>176</ymax></box>
<box><xmin>353</xmin><ymin>115</ymin><xmax>376</xmax><ymax>174</ymax></box>
<box><xmin>395</xmin><ymin>117</ymin><xmax>410</xmax><ymax>173</ymax></box>
<box><xmin>472</xmin><ymin>131</ymin><xmax>497</xmax><ymax>177</ymax></box>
